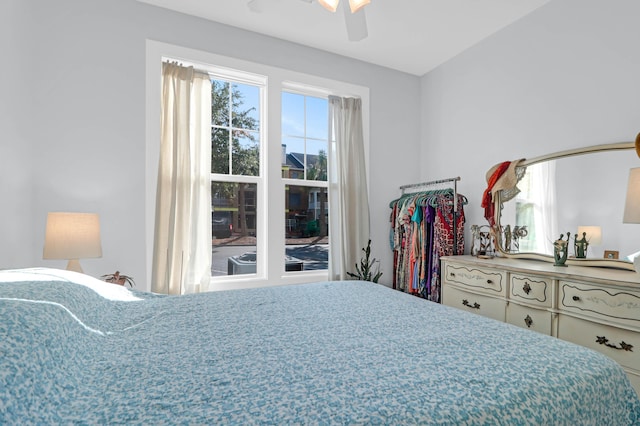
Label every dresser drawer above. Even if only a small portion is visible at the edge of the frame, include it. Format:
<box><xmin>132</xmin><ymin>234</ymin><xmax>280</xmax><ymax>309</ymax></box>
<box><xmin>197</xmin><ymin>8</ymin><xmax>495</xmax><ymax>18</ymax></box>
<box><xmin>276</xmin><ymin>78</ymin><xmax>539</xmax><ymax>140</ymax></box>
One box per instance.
<box><xmin>442</xmin><ymin>262</ymin><xmax>506</xmax><ymax>297</ymax></box>
<box><xmin>509</xmin><ymin>273</ymin><xmax>552</xmax><ymax>308</ymax></box>
<box><xmin>560</xmin><ymin>281</ymin><xmax>640</xmax><ymax>327</ymax></box>
<box><xmin>442</xmin><ymin>285</ymin><xmax>506</xmax><ymax>322</ymax></box>
<box><xmin>506</xmin><ymin>303</ymin><xmax>552</xmax><ymax>335</ymax></box>
<box><xmin>558</xmin><ymin>314</ymin><xmax>640</xmax><ymax>372</ymax></box>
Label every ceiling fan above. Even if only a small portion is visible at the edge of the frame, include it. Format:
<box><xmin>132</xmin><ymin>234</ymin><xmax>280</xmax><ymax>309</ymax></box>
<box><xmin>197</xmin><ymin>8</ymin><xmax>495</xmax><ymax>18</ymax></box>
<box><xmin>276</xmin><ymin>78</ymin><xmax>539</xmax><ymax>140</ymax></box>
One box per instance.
<box><xmin>247</xmin><ymin>0</ymin><xmax>370</xmax><ymax>42</ymax></box>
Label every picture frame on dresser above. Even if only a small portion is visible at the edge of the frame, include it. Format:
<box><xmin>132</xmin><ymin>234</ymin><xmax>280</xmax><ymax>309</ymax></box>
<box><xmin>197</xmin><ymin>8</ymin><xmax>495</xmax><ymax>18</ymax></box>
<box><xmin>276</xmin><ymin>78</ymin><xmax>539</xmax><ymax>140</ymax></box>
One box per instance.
<box><xmin>605</xmin><ymin>250</ymin><xmax>620</xmax><ymax>260</ymax></box>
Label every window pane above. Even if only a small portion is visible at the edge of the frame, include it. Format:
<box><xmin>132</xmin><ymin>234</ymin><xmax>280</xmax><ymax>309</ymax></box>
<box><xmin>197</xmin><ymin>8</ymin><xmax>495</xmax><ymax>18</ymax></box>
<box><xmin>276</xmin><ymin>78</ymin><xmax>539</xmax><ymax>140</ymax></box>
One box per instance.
<box><xmin>232</xmin><ymin>130</ymin><xmax>260</xmax><ymax>176</ymax></box>
<box><xmin>281</xmin><ymin>92</ymin><xmax>328</xmax><ymax>181</ymax></box>
<box><xmin>306</xmin><ymin>140</ymin><xmax>328</xmax><ymax>181</ymax></box>
<box><xmin>284</xmin><ymin>185</ymin><xmax>329</xmax><ymax>271</ymax></box>
<box><xmin>306</xmin><ymin>96</ymin><xmax>328</xmax><ymax>140</ymax></box>
<box><xmin>211</xmin><ymin>128</ymin><xmax>230</xmax><ymax>174</ymax></box>
<box><xmin>232</xmin><ymin>83</ymin><xmax>260</xmax><ymax>131</ymax></box>
<box><xmin>211</xmin><ymin>80</ymin><xmax>229</xmax><ymax>127</ymax></box>
<box><xmin>212</xmin><ymin>182</ymin><xmax>258</xmax><ymax>277</ymax></box>
<box><xmin>213</xmin><ymin>79</ymin><xmax>261</xmax><ymax>177</ymax></box>
<box><xmin>282</xmin><ymin>136</ymin><xmax>305</xmax><ymax>180</ymax></box>
<box><xmin>282</xmin><ymin>92</ymin><xmax>304</xmax><ymax>136</ymax></box>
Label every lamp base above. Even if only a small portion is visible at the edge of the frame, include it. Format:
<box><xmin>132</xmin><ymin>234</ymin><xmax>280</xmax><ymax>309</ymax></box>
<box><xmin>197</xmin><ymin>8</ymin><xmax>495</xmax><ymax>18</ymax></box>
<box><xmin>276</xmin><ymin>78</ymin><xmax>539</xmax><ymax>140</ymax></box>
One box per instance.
<box><xmin>66</xmin><ymin>259</ymin><xmax>83</xmax><ymax>273</ymax></box>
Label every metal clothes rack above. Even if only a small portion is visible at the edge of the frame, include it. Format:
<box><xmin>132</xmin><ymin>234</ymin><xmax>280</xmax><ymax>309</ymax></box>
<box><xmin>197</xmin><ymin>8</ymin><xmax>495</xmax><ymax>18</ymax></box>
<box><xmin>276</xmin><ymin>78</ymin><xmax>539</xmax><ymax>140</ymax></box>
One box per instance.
<box><xmin>398</xmin><ymin>176</ymin><xmax>462</xmax><ymax>255</ymax></box>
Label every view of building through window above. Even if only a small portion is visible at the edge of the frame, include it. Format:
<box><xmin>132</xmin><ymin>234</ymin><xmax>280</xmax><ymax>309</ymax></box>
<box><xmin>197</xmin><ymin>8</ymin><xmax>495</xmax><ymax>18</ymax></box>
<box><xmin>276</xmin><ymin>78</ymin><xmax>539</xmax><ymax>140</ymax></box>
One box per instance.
<box><xmin>210</xmin><ymin>78</ymin><xmax>262</xmax><ymax>277</ymax></box>
<box><xmin>282</xmin><ymin>91</ymin><xmax>329</xmax><ymax>272</ymax></box>
<box><xmin>210</xmin><ymin>80</ymin><xmax>330</xmax><ymax>277</ymax></box>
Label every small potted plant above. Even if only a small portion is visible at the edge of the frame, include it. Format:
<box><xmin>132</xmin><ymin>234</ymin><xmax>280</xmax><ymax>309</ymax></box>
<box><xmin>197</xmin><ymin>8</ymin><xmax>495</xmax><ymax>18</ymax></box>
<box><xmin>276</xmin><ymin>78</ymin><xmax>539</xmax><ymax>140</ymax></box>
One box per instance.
<box><xmin>101</xmin><ymin>271</ymin><xmax>135</xmax><ymax>288</ymax></box>
<box><xmin>347</xmin><ymin>240</ymin><xmax>383</xmax><ymax>283</ymax></box>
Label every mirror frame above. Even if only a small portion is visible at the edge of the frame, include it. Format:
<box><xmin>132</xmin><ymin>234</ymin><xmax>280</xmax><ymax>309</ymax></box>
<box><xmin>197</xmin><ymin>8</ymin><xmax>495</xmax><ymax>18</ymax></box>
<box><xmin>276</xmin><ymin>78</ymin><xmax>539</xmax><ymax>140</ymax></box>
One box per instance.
<box><xmin>492</xmin><ymin>139</ymin><xmax>637</xmax><ymax>271</ymax></box>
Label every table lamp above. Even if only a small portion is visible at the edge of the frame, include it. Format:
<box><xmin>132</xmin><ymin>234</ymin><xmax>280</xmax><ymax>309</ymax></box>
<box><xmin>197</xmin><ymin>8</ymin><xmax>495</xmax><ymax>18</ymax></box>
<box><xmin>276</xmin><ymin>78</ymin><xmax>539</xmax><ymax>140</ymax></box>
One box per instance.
<box><xmin>43</xmin><ymin>212</ymin><xmax>102</xmax><ymax>273</ymax></box>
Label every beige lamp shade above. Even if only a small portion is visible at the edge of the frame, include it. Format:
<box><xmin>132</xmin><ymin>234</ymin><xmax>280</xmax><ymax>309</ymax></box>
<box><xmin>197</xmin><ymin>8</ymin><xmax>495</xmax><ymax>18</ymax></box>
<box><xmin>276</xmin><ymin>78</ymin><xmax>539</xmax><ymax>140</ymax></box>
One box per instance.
<box><xmin>43</xmin><ymin>212</ymin><xmax>102</xmax><ymax>272</ymax></box>
<box><xmin>577</xmin><ymin>225</ymin><xmax>602</xmax><ymax>246</ymax></box>
<box><xmin>624</xmin><ymin>168</ymin><xmax>640</xmax><ymax>224</ymax></box>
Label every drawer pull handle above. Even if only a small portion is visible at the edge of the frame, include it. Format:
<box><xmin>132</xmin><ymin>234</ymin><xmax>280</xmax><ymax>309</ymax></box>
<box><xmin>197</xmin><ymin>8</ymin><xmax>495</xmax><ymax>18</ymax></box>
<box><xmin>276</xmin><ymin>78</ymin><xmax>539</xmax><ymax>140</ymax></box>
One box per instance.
<box><xmin>523</xmin><ymin>282</ymin><xmax>532</xmax><ymax>294</ymax></box>
<box><xmin>524</xmin><ymin>315</ymin><xmax>533</xmax><ymax>328</ymax></box>
<box><xmin>596</xmin><ymin>336</ymin><xmax>633</xmax><ymax>352</ymax></box>
<box><xmin>462</xmin><ymin>299</ymin><xmax>480</xmax><ymax>310</ymax></box>
<box><xmin>487</xmin><ymin>279</ymin><xmax>493</xmax><ymax>284</ymax></box>
<box><xmin>572</xmin><ymin>295</ymin><xmax>580</xmax><ymax>301</ymax></box>
<box><xmin>450</xmin><ymin>272</ymin><xmax>456</xmax><ymax>277</ymax></box>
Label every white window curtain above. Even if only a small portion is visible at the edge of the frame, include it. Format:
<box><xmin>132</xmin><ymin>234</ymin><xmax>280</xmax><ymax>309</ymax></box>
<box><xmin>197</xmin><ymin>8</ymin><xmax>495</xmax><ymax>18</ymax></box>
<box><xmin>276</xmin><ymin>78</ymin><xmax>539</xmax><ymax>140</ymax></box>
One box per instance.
<box><xmin>532</xmin><ymin>160</ymin><xmax>558</xmax><ymax>255</ymax></box>
<box><xmin>328</xmin><ymin>95</ymin><xmax>370</xmax><ymax>280</ymax></box>
<box><xmin>152</xmin><ymin>62</ymin><xmax>212</xmax><ymax>295</ymax></box>
<box><xmin>517</xmin><ymin>160</ymin><xmax>558</xmax><ymax>255</ymax></box>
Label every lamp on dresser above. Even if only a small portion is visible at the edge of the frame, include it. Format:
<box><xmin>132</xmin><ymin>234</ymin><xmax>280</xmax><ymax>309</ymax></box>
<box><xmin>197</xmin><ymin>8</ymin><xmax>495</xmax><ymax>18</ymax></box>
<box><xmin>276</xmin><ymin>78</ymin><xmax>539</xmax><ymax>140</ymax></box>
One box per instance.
<box><xmin>43</xmin><ymin>212</ymin><xmax>103</xmax><ymax>273</ymax></box>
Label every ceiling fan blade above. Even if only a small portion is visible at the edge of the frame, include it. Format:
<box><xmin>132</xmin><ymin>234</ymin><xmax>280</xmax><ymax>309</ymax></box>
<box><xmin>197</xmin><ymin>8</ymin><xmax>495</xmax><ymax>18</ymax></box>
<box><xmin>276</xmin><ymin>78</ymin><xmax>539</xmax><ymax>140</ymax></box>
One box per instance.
<box><xmin>247</xmin><ymin>0</ymin><xmax>264</xmax><ymax>13</ymax></box>
<box><xmin>247</xmin><ymin>0</ymin><xmax>272</xmax><ymax>13</ymax></box>
<box><xmin>342</xmin><ymin>0</ymin><xmax>368</xmax><ymax>41</ymax></box>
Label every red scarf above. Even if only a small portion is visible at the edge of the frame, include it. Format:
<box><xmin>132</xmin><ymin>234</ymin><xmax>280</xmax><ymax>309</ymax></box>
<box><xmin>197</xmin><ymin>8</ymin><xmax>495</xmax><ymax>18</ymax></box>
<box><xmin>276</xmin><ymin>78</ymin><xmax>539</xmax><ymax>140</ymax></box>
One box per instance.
<box><xmin>481</xmin><ymin>161</ymin><xmax>511</xmax><ymax>226</ymax></box>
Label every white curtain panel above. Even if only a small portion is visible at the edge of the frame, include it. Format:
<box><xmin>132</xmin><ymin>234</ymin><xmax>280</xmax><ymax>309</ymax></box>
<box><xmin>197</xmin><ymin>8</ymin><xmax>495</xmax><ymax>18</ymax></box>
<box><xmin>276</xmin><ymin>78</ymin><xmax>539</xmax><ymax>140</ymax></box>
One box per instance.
<box><xmin>152</xmin><ymin>62</ymin><xmax>212</xmax><ymax>295</ymax></box>
<box><xmin>535</xmin><ymin>160</ymin><xmax>558</xmax><ymax>255</ymax></box>
<box><xmin>328</xmin><ymin>95</ymin><xmax>370</xmax><ymax>280</ymax></box>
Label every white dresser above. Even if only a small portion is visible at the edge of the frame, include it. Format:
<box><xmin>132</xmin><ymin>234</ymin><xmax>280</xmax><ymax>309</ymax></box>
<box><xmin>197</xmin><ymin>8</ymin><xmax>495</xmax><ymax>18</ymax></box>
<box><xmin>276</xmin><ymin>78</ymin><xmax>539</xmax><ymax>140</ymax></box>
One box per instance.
<box><xmin>441</xmin><ymin>255</ymin><xmax>640</xmax><ymax>394</ymax></box>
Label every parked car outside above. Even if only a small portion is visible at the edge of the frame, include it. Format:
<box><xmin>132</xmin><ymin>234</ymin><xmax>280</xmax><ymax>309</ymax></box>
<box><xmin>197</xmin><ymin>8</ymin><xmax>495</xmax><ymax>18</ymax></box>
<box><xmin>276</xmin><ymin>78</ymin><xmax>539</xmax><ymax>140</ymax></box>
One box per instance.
<box><xmin>212</xmin><ymin>211</ymin><xmax>233</xmax><ymax>238</ymax></box>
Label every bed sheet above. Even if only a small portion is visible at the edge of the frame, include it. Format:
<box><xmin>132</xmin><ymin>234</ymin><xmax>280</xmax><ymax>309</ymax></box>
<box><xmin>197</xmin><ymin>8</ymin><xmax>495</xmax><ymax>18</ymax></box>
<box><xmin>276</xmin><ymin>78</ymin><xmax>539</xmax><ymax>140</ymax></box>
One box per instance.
<box><xmin>1</xmin><ymin>268</ymin><xmax>639</xmax><ymax>425</ymax></box>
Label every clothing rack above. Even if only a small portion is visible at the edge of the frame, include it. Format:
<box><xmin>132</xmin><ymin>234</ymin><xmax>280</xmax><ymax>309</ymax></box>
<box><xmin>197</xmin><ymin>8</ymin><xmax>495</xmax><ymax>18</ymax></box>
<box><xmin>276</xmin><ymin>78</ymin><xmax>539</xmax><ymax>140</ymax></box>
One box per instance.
<box><xmin>399</xmin><ymin>176</ymin><xmax>462</xmax><ymax>255</ymax></box>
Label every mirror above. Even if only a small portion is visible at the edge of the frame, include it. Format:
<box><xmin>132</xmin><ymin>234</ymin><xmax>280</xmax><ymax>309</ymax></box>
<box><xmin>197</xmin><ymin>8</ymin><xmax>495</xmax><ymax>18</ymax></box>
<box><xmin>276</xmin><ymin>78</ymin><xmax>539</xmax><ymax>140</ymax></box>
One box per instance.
<box><xmin>492</xmin><ymin>137</ymin><xmax>640</xmax><ymax>270</ymax></box>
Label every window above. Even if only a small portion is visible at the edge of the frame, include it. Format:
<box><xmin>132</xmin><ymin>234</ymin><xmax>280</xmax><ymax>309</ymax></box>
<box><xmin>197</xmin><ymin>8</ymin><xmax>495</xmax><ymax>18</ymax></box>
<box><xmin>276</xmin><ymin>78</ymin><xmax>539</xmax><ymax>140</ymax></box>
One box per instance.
<box><xmin>210</xmin><ymin>76</ymin><xmax>264</xmax><ymax>278</ymax></box>
<box><xmin>211</xmin><ymin>83</ymin><xmax>331</xmax><ymax>278</ymax></box>
<box><xmin>282</xmin><ymin>92</ymin><xmax>329</xmax><ymax>271</ymax></box>
<box><xmin>146</xmin><ymin>41</ymin><xmax>369</xmax><ymax>291</ymax></box>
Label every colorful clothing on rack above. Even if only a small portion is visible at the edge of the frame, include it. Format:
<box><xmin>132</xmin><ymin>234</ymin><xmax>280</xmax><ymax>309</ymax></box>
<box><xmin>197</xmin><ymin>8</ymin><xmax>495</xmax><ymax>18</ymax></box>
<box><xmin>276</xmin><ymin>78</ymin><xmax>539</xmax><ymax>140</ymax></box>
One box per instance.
<box><xmin>429</xmin><ymin>194</ymin><xmax>466</xmax><ymax>302</ymax></box>
<box><xmin>389</xmin><ymin>191</ymin><xmax>466</xmax><ymax>302</ymax></box>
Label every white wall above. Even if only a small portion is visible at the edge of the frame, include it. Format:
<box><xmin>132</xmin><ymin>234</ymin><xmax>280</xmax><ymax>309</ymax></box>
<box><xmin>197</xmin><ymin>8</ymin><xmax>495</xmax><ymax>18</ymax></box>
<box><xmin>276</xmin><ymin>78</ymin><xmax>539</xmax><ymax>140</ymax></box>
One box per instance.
<box><xmin>9</xmin><ymin>0</ymin><xmax>636</xmax><ymax>290</ymax></box>
<box><xmin>421</xmin><ymin>0</ymin><xmax>640</xmax><ymax>252</ymax></box>
<box><xmin>0</xmin><ymin>0</ymin><xmax>421</xmax><ymax>289</ymax></box>
<box><xmin>0</xmin><ymin>1</ymin><xmax>35</xmax><ymax>268</ymax></box>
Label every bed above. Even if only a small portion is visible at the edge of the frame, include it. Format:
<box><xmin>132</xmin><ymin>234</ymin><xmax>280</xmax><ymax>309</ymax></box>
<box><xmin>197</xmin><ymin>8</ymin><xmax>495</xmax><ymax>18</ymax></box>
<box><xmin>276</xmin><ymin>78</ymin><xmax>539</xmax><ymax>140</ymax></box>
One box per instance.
<box><xmin>1</xmin><ymin>268</ymin><xmax>639</xmax><ymax>425</ymax></box>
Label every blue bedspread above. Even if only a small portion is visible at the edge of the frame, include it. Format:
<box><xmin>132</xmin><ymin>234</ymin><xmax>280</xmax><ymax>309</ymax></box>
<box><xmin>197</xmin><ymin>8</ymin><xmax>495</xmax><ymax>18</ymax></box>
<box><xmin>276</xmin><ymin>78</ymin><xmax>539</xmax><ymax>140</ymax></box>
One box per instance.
<box><xmin>2</xmin><ymin>268</ymin><xmax>640</xmax><ymax>425</ymax></box>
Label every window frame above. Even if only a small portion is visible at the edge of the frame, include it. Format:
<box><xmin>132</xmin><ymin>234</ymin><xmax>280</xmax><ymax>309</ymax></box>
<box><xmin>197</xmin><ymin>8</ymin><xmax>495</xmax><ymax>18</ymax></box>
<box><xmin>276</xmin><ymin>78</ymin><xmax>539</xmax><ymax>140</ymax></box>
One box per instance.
<box><xmin>145</xmin><ymin>40</ymin><xmax>370</xmax><ymax>291</ymax></box>
<box><xmin>209</xmin><ymin>71</ymin><xmax>266</xmax><ymax>282</ymax></box>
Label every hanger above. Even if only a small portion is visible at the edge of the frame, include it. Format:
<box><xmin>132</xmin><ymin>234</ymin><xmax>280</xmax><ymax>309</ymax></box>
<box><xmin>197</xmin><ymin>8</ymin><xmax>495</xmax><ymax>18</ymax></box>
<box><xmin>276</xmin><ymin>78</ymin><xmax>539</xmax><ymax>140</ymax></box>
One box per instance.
<box><xmin>428</xmin><ymin>192</ymin><xmax>469</xmax><ymax>208</ymax></box>
<box><xmin>388</xmin><ymin>188</ymin><xmax>455</xmax><ymax>208</ymax></box>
